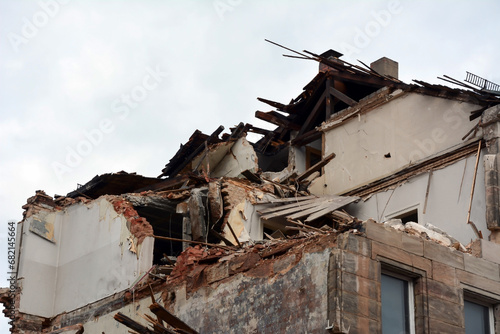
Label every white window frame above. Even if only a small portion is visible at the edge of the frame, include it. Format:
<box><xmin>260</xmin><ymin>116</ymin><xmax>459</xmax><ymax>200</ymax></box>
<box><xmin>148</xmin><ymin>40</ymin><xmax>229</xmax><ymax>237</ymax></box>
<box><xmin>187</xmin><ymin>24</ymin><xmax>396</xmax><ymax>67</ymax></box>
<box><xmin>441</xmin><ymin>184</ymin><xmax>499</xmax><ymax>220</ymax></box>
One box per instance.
<box><xmin>464</xmin><ymin>295</ymin><xmax>495</xmax><ymax>334</ymax></box>
<box><xmin>385</xmin><ymin>203</ymin><xmax>420</xmax><ymax>224</ymax></box>
<box><xmin>381</xmin><ymin>270</ymin><xmax>416</xmax><ymax>334</ymax></box>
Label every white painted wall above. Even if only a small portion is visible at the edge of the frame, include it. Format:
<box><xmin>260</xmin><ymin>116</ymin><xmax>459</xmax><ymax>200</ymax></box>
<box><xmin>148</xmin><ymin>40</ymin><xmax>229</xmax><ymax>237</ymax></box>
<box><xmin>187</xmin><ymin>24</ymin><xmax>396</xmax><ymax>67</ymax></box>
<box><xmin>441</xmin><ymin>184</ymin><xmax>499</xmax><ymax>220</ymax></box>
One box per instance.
<box><xmin>17</xmin><ymin>197</ymin><xmax>153</xmax><ymax>317</ymax></box>
<box><xmin>16</xmin><ymin>212</ymin><xmax>61</xmax><ymax>317</ymax></box>
<box><xmin>317</xmin><ymin>92</ymin><xmax>481</xmax><ymax>194</ymax></box>
<box><xmin>346</xmin><ymin>154</ymin><xmax>487</xmax><ymax>245</ymax></box>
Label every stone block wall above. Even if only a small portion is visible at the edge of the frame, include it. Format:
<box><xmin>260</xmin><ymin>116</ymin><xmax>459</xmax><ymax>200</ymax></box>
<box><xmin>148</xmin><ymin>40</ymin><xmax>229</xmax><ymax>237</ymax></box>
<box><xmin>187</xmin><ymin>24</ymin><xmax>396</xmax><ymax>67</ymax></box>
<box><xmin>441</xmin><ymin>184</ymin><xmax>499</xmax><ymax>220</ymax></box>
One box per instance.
<box><xmin>331</xmin><ymin>221</ymin><xmax>500</xmax><ymax>333</ymax></box>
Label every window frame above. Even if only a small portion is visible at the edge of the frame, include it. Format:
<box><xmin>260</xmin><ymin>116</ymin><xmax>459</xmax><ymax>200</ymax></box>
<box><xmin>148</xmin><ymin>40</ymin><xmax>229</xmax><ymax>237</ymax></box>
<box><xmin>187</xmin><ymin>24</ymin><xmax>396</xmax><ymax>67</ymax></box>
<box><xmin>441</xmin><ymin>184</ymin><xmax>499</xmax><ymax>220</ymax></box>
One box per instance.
<box><xmin>305</xmin><ymin>146</ymin><xmax>322</xmax><ymax>171</ymax></box>
<box><xmin>378</xmin><ymin>258</ymin><xmax>428</xmax><ymax>333</ymax></box>
<box><xmin>381</xmin><ymin>270</ymin><xmax>416</xmax><ymax>334</ymax></box>
<box><xmin>463</xmin><ymin>288</ymin><xmax>497</xmax><ymax>334</ymax></box>
<box><xmin>385</xmin><ymin>204</ymin><xmax>420</xmax><ymax>224</ymax></box>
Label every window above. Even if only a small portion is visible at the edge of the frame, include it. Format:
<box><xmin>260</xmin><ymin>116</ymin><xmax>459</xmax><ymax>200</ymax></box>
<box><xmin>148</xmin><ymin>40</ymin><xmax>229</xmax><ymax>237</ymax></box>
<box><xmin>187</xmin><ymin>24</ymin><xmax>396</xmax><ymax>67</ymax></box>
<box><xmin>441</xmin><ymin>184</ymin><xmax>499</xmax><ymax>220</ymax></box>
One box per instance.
<box><xmin>381</xmin><ymin>273</ymin><xmax>415</xmax><ymax>334</ymax></box>
<box><xmin>464</xmin><ymin>299</ymin><xmax>493</xmax><ymax>334</ymax></box>
<box><xmin>396</xmin><ymin>209</ymin><xmax>418</xmax><ymax>224</ymax></box>
<box><xmin>386</xmin><ymin>205</ymin><xmax>419</xmax><ymax>225</ymax></box>
<box><xmin>305</xmin><ymin>146</ymin><xmax>322</xmax><ymax>170</ymax></box>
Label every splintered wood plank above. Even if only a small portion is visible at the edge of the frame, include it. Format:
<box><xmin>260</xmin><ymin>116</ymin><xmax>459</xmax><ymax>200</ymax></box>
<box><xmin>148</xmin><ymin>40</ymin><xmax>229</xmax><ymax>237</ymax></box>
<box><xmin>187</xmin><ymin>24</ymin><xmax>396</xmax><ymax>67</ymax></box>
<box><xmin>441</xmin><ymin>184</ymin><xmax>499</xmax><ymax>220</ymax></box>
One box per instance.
<box><xmin>263</xmin><ymin>195</ymin><xmax>359</xmax><ymax>221</ymax></box>
<box><xmin>258</xmin><ymin>197</ymin><xmax>322</xmax><ymax>213</ymax></box>
<box><xmin>296</xmin><ymin>153</ymin><xmax>336</xmax><ymax>182</ymax></box>
<box><xmin>291</xmin><ymin>129</ymin><xmax>322</xmax><ymax>146</ymax></box>
<box><xmin>260</xmin><ymin>194</ymin><xmax>355</xmax><ymax>216</ymax></box>
<box><xmin>48</xmin><ymin>324</ymin><xmax>84</xmax><ymax>334</ymax></box>
<box><xmin>114</xmin><ymin>313</ymin><xmax>155</xmax><ymax>334</ymax></box>
<box><xmin>298</xmin><ymin>90</ymin><xmax>327</xmax><ymax>136</ymax></box>
<box><xmin>255</xmin><ymin>111</ymin><xmax>301</xmax><ymax>130</ymax></box>
<box><xmin>149</xmin><ymin>303</ymin><xmax>199</xmax><ymax>334</ymax></box>
<box><xmin>257</xmin><ymin>195</ymin><xmax>317</xmax><ymax>204</ymax></box>
<box><xmin>305</xmin><ymin>197</ymin><xmax>359</xmax><ymax>222</ymax></box>
<box><xmin>286</xmin><ymin>202</ymin><xmax>332</xmax><ymax>220</ymax></box>
<box><xmin>247</xmin><ymin>125</ymin><xmax>272</xmax><ymax>136</ymax></box>
<box><xmin>305</xmin><ymin>206</ymin><xmax>341</xmax><ymax>222</ymax></box>
<box><xmin>257</xmin><ymin>97</ymin><xmax>287</xmax><ymax>110</ymax></box>
<box><xmin>326</xmin><ymin>78</ymin><xmax>334</xmax><ymax>119</ymax></box>
<box><xmin>259</xmin><ymin>197</ymin><xmax>326</xmax><ymax>214</ymax></box>
<box><xmin>329</xmin><ymin>86</ymin><xmax>357</xmax><ymax>106</ymax></box>
<box><xmin>260</xmin><ymin>200</ymin><xmax>324</xmax><ymax>219</ymax></box>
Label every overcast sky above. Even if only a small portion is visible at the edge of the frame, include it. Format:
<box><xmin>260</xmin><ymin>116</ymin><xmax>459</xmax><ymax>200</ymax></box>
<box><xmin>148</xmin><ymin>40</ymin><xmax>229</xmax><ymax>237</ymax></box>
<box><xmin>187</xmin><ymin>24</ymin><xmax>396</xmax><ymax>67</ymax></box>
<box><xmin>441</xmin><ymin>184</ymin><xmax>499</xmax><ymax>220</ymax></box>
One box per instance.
<box><xmin>0</xmin><ymin>0</ymin><xmax>499</xmax><ymax>330</ymax></box>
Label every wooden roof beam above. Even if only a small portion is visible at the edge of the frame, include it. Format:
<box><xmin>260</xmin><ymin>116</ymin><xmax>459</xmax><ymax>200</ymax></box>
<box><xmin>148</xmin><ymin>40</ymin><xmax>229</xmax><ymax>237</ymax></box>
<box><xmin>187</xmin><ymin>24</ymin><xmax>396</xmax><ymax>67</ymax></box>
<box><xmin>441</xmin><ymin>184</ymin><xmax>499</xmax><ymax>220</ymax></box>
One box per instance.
<box><xmin>255</xmin><ymin>111</ymin><xmax>301</xmax><ymax>131</ymax></box>
<box><xmin>292</xmin><ymin>129</ymin><xmax>322</xmax><ymax>146</ymax></box>
<box><xmin>329</xmin><ymin>86</ymin><xmax>357</xmax><ymax>107</ymax></box>
<box><xmin>298</xmin><ymin>90</ymin><xmax>326</xmax><ymax>137</ymax></box>
<box><xmin>330</xmin><ymin>71</ymin><xmax>394</xmax><ymax>88</ymax></box>
<box><xmin>257</xmin><ymin>97</ymin><xmax>287</xmax><ymax>111</ymax></box>
<box><xmin>247</xmin><ymin>125</ymin><xmax>273</xmax><ymax>136</ymax></box>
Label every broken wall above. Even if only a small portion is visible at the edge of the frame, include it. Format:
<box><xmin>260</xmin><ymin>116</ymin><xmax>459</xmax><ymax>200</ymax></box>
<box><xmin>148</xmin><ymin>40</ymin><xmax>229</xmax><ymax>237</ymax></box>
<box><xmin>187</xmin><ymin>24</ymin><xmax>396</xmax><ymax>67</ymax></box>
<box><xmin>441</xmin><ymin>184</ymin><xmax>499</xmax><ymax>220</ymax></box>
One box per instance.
<box><xmin>117</xmin><ymin>221</ymin><xmax>500</xmax><ymax>334</ymax></box>
<box><xmin>17</xmin><ymin>197</ymin><xmax>153</xmax><ymax>318</ymax></box>
<box><xmin>163</xmin><ymin>237</ymin><xmax>333</xmax><ymax>333</ymax></box>
<box><xmin>191</xmin><ymin>137</ymin><xmax>259</xmax><ymax>178</ymax></box>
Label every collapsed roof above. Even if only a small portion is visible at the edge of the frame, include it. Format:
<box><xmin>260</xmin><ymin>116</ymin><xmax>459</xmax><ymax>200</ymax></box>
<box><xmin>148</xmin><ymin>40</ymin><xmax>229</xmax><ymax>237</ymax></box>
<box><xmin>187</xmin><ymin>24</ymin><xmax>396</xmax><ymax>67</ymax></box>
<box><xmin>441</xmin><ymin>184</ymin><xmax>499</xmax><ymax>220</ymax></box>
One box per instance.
<box><xmin>60</xmin><ymin>45</ymin><xmax>500</xmax><ymax>252</ymax></box>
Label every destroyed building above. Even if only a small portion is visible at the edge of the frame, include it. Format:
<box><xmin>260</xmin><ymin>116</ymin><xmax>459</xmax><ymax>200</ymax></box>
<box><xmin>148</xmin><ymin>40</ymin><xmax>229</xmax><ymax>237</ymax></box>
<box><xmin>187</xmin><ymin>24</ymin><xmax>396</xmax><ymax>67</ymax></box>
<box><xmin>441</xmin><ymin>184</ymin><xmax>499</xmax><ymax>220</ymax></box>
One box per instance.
<box><xmin>2</xmin><ymin>48</ymin><xmax>500</xmax><ymax>333</ymax></box>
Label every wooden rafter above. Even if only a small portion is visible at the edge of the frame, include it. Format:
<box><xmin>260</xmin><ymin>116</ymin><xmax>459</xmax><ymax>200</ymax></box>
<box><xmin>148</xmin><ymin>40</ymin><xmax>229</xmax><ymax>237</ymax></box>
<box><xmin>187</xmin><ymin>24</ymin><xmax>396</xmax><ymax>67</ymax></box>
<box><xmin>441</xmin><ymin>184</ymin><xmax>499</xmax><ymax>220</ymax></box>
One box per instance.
<box><xmin>298</xmin><ymin>90</ymin><xmax>326</xmax><ymax>137</ymax></box>
<box><xmin>257</xmin><ymin>97</ymin><xmax>287</xmax><ymax>111</ymax></box>
<box><xmin>255</xmin><ymin>111</ymin><xmax>301</xmax><ymax>131</ymax></box>
<box><xmin>329</xmin><ymin>86</ymin><xmax>357</xmax><ymax>106</ymax></box>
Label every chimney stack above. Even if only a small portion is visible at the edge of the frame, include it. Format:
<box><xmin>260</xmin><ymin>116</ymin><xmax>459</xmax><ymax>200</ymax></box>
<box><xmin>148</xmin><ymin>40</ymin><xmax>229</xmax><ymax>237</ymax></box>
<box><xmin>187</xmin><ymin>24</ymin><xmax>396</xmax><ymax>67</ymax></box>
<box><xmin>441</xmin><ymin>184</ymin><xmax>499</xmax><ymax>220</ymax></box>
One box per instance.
<box><xmin>370</xmin><ymin>57</ymin><xmax>398</xmax><ymax>79</ymax></box>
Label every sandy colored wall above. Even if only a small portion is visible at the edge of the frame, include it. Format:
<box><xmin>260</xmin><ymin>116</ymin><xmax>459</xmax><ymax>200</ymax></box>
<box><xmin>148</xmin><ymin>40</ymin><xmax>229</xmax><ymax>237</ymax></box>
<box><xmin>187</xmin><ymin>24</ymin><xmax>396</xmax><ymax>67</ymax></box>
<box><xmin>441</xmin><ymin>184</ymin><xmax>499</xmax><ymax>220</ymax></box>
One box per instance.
<box><xmin>318</xmin><ymin>92</ymin><xmax>481</xmax><ymax>194</ymax></box>
<box><xmin>346</xmin><ymin>154</ymin><xmax>487</xmax><ymax>245</ymax></box>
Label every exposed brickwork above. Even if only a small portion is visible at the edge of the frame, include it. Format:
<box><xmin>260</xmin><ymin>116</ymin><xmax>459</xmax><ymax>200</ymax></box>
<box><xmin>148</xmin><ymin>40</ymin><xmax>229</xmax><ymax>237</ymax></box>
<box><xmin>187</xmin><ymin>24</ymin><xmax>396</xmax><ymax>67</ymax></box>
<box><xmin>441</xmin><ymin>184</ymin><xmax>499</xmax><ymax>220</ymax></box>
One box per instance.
<box><xmin>110</xmin><ymin>197</ymin><xmax>154</xmax><ymax>244</ymax></box>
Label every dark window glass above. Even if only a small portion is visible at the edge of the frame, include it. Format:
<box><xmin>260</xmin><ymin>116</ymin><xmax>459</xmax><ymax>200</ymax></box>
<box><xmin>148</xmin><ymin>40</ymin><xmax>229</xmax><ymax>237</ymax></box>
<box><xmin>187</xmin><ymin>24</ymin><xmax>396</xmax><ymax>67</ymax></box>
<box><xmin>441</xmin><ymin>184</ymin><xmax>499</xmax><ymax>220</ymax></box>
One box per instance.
<box><xmin>465</xmin><ymin>300</ymin><xmax>490</xmax><ymax>334</ymax></box>
<box><xmin>381</xmin><ymin>274</ymin><xmax>411</xmax><ymax>334</ymax></box>
<box><xmin>395</xmin><ymin>209</ymin><xmax>418</xmax><ymax>224</ymax></box>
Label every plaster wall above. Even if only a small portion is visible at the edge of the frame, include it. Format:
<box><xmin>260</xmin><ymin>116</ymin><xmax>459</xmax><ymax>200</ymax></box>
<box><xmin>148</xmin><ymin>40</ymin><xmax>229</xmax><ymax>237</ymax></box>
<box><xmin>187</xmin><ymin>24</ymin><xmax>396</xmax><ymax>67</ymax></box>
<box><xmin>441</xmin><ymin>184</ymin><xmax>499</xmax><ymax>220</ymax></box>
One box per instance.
<box><xmin>17</xmin><ymin>197</ymin><xmax>153</xmax><ymax>317</ymax></box>
<box><xmin>346</xmin><ymin>154</ymin><xmax>487</xmax><ymax>244</ymax></box>
<box><xmin>319</xmin><ymin>92</ymin><xmax>481</xmax><ymax>194</ymax></box>
<box><xmin>17</xmin><ymin>212</ymin><xmax>62</xmax><ymax>317</ymax></box>
<box><xmin>291</xmin><ymin>145</ymin><xmax>307</xmax><ymax>174</ymax></box>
